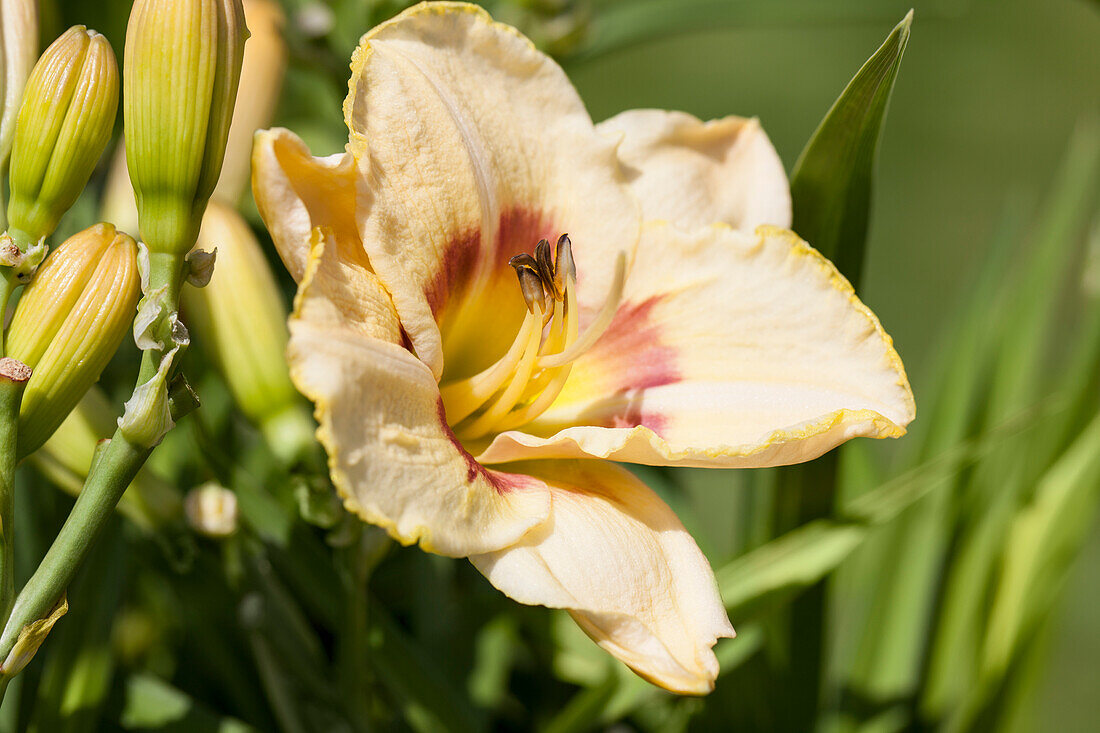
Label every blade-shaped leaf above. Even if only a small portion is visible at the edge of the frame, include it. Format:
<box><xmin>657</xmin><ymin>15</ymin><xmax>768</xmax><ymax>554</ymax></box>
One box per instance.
<box><xmin>982</xmin><ymin>411</ymin><xmax>1100</xmax><ymax>682</ymax></box>
<box><xmin>922</xmin><ymin>119</ymin><xmax>1100</xmax><ymax>719</ymax></box>
<box><xmin>789</xmin><ymin>10</ymin><xmax>912</xmax><ymax>285</ymax></box>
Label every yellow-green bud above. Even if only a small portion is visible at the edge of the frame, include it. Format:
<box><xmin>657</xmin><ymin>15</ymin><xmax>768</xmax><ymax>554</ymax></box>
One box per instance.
<box><xmin>124</xmin><ymin>0</ymin><xmax>248</xmax><ymax>255</ymax></box>
<box><xmin>6</xmin><ymin>26</ymin><xmax>119</xmax><ymax>247</ymax></box>
<box><xmin>183</xmin><ymin>202</ymin><xmax>309</xmax><ymax>456</ymax></box>
<box><xmin>0</xmin><ymin>0</ymin><xmax>39</xmax><ymax>170</ymax></box>
<box><xmin>7</xmin><ymin>224</ymin><xmax>141</xmax><ymax>457</ymax></box>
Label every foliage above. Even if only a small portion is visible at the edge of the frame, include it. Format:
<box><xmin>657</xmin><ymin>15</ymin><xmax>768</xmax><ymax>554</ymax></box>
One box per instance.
<box><xmin>0</xmin><ymin>0</ymin><xmax>1096</xmax><ymax>731</ymax></box>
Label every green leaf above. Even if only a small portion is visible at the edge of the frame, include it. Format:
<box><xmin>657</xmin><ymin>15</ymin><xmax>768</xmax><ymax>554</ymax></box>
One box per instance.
<box><xmin>789</xmin><ymin>10</ymin><xmax>912</xmax><ymax>286</ymax></box>
<box><xmin>120</xmin><ymin>673</ymin><xmax>255</xmax><ymax>732</ymax></box>
<box><xmin>922</xmin><ymin>119</ymin><xmax>1100</xmax><ymax>719</ymax></box>
<box><xmin>569</xmin><ymin>0</ymin><xmax>924</xmax><ymax>62</ymax></box>
<box><xmin>718</xmin><ymin>519</ymin><xmax>865</xmax><ymax>616</ymax></box>
<box><xmin>982</xmin><ymin>412</ymin><xmax>1100</xmax><ymax>682</ymax></box>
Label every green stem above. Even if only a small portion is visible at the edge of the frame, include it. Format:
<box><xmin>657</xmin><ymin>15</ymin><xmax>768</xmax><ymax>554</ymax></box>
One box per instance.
<box><xmin>0</xmin><ymin>373</ymin><xmax>28</xmax><ymax>632</ymax></box>
<box><xmin>0</xmin><ymin>431</ymin><xmax>149</xmax><ymax>665</ymax></box>
<box><xmin>0</xmin><ymin>250</ymin><xmax>188</xmax><ymax>686</ymax></box>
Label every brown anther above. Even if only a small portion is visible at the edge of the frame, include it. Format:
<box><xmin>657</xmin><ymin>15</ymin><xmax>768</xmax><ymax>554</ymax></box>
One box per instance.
<box><xmin>509</xmin><ymin>254</ymin><xmax>545</xmax><ymax>314</ymax></box>
<box><xmin>553</xmin><ymin>234</ymin><xmax>575</xmax><ymax>296</ymax></box>
<box><xmin>534</xmin><ymin>238</ymin><xmax>560</xmax><ymax>300</ymax></box>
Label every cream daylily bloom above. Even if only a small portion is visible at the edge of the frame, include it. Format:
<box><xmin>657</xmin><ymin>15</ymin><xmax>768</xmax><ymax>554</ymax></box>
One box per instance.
<box><xmin>252</xmin><ymin>1</ymin><xmax>914</xmax><ymax>695</ymax></box>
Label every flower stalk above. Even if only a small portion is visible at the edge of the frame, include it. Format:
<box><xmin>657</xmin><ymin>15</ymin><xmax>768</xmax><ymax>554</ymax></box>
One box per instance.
<box><xmin>0</xmin><ymin>0</ymin><xmax>248</xmax><ymax>690</ymax></box>
<box><xmin>0</xmin><ymin>357</ymin><xmax>29</xmax><ymax>629</ymax></box>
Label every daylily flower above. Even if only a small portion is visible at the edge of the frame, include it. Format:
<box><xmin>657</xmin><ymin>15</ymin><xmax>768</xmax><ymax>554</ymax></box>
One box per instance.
<box><xmin>252</xmin><ymin>1</ymin><xmax>914</xmax><ymax>694</ymax></box>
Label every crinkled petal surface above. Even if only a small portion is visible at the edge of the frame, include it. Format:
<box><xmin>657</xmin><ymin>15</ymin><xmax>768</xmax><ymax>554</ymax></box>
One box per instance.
<box><xmin>344</xmin><ymin>2</ymin><xmax>639</xmax><ymax>379</ymax></box>
<box><xmin>288</xmin><ymin>250</ymin><xmax>551</xmax><ymax>555</ymax></box>
<box><xmin>252</xmin><ymin>127</ymin><xmax>361</xmax><ymax>283</ymax></box>
<box><xmin>478</xmin><ymin>224</ymin><xmax>915</xmax><ymax>468</ymax></box>
<box><xmin>470</xmin><ymin>459</ymin><xmax>733</xmax><ymax>694</ymax></box>
<box><xmin>598</xmin><ymin>109</ymin><xmax>791</xmax><ymax>232</ymax></box>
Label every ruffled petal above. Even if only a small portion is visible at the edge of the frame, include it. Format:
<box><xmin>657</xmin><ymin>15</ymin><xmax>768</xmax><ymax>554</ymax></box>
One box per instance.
<box><xmin>344</xmin><ymin>2</ymin><xmax>639</xmax><ymax>379</ymax></box>
<box><xmin>288</xmin><ymin>261</ymin><xmax>551</xmax><ymax>556</ymax></box>
<box><xmin>598</xmin><ymin>109</ymin><xmax>791</xmax><ymax>232</ymax></box>
<box><xmin>251</xmin><ymin>127</ymin><xmax>360</xmax><ymax>283</ymax></box>
<box><xmin>477</xmin><ymin>223</ymin><xmax>914</xmax><ymax>468</ymax></box>
<box><xmin>470</xmin><ymin>459</ymin><xmax>733</xmax><ymax>694</ymax></box>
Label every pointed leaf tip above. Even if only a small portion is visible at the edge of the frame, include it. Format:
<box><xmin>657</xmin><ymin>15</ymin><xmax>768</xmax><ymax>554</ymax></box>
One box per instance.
<box><xmin>790</xmin><ymin>11</ymin><xmax>913</xmax><ymax>288</ymax></box>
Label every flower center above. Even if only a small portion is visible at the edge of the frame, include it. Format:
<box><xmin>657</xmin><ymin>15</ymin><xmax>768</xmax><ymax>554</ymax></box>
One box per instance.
<box><xmin>439</xmin><ymin>235</ymin><xmax>625</xmax><ymax>439</ymax></box>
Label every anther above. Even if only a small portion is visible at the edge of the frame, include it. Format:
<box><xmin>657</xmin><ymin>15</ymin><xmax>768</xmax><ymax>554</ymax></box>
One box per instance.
<box><xmin>510</xmin><ymin>254</ymin><xmax>545</xmax><ymax>314</ymax></box>
<box><xmin>553</xmin><ymin>234</ymin><xmax>574</xmax><ymax>297</ymax></box>
<box><xmin>534</xmin><ymin>238</ymin><xmax>559</xmax><ymax>299</ymax></box>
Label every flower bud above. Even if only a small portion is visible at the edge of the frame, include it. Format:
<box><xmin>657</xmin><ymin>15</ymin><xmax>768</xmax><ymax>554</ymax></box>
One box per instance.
<box><xmin>6</xmin><ymin>224</ymin><xmax>141</xmax><ymax>457</ymax></box>
<box><xmin>182</xmin><ymin>201</ymin><xmax>312</xmax><ymax>459</ymax></box>
<box><xmin>215</xmin><ymin>0</ymin><xmax>286</xmax><ymax>204</ymax></box>
<box><xmin>33</xmin><ymin>386</ymin><xmax>184</xmax><ymax>530</ymax></box>
<box><xmin>0</xmin><ymin>0</ymin><xmax>39</xmax><ymax>170</ymax></box>
<box><xmin>184</xmin><ymin>482</ymin><xmax>238</xmax><ymax>537</ymax></box>
<box><xmin>6</xmin><ymin>26</ymin><xmax>119</xmax><ymax>248</ymax></box>
<box><xmin>124</xmin><ymin>0</ymin><xmax>248</xmax><ymax>255</ymax></box>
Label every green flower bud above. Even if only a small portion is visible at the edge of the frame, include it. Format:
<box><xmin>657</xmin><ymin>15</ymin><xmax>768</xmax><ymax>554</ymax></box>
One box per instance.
<box><xmin>124</xmin><ymin>0</ymin><xmax>248</xmax><ymax>255</ymax></box>
<box><xmin>0</xmin><ymin>0</ymin><xmax>39</xmax><ymax>170</ymax></box>
<box><xmin>6</xmin><ymin>224</ymin><xmax>141</xmax><ymax>457</ymax></box>
<box><xmin>6</xmin><ymin>26</ymin><xmax>119</xmax><ymax>248</ymax></box>
<box><xmin>182</xmin><ymin>201</ymin><xmax>312</xmax><ymax>461</ymax></box>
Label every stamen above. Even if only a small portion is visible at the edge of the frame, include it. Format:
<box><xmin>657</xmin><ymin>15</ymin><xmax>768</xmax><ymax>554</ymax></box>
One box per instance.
<box><xmin>553</xmin><ymin>234</ymin><xmax>573</xmax><ymax>298</ymax></box>
<box><xmin>537</xmin><ymin>251</ymin><xmax>625</xmax><ymax>369</ymax></box>
<box><xmin>458</xmin><ymin>303</ymin><xmax>544</xmax><ymax>439</ymax></box>
<box><xmin>439</xmin><ymin>236</ymin><xmax>627</xmax><ymax>439</ymax></box>
<box><xmin>496</xmin><ymin>284</ymin><xmax>579</xmax><ymax>431</ymax></box>
<box><xmin>439</xmin><ymin>309</ymin><xmax>540</xmax><ymax>424</ymax></box>
<box><xmin>535</xmin><ymin>238</ymin><xmax>559</xmax><ymax>299</ymax></box>
<box><xmin>509</xmin><ymin>254</ymin><xmax>545</xmax><ymax>314</ymax></box>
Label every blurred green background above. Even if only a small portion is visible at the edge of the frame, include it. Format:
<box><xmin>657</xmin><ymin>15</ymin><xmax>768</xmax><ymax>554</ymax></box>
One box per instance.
<box><xmin>567</xmin><ymin>0</ymin><xmax>1100</xmax><ymax>728</ymax></box>
<box><xmin>16</xmin><ymin>0</ymin><xmax>1100</xmax><ymax>730</ymax></box>
<box><xmin>565</xmin><ymin>0</ymin><xmax>1100</xmax><ymax>728</ymax></box>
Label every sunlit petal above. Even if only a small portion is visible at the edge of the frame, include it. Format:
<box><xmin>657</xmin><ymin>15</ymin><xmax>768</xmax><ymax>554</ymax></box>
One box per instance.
<box><xmin>471</xmin><ymin>459</ymin><xmax>733</xmax><ymax>694</ymax></box>
<box><xmin>477</xmin><ymin>223</ymin><xmax>915</xmax><ymax>467</ymax></box>
<box><xmin>344</xmin><ymin>3</ymin><xmax>639</xmax><ymax>379</ymax></box>
<box><xmin>599</xmin><ymin>109</ymin><xmax>791</xmax><ymax>232</ymax></box>
<box><xmin>251</xmin><ymin>127</ymin><xmax>360</xmax><ymax>283</ymax></box>
<box><xmin>287</xmin><ymin>298</ymin><xmax>551</xmax><ymax>557</ymax></box>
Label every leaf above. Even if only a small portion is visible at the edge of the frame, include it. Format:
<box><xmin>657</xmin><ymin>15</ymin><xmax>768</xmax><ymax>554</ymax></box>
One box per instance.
<box><xmin>569</xmin><ymin>0</ymin><xmax>924</xmax><ymax>62</ymax></box>
<box><xmin>120</xmin><ymin>673</ymin><xmax>255</xmax><ymax>732</ymax></box>
<box><xmin>718</xmin><ymin>520</ymin><xmax>865</xmax><ymax>616</ymax></box>
<box><xmin>922</xmin><ymin>119</ymin><xmax>1100</xmax><ymax>719</ymax></box>
<box><xmin>982</xmin><ymin>411</ymin><xmax>1100</xmax><ymax>681</ymax></box>
<box><xmin>789</xmin><ymin>10</ymin><xmax>912</xmax><ymax>286</ymax></box>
